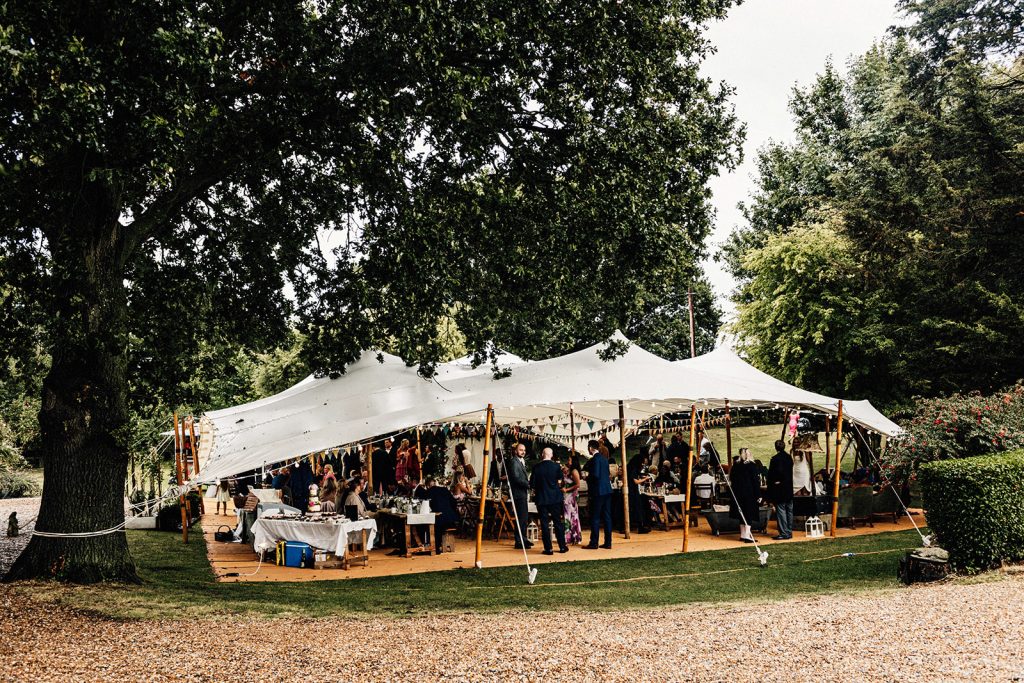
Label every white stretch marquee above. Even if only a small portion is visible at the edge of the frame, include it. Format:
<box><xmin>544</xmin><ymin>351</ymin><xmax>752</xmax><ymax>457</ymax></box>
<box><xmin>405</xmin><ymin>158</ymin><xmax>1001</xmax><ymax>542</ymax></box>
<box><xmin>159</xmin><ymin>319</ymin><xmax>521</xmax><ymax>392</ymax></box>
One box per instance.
<box><xmin>194</xmin><ymin>333</ymin><xmax>901</xmax><ymax>485</ymax></box>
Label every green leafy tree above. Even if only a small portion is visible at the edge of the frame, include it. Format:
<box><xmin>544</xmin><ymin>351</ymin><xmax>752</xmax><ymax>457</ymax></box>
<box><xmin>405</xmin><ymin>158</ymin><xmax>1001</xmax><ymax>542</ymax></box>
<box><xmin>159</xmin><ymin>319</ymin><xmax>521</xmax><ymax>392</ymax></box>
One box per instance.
<box><xmin>1</xmin><ymin>1</ymin><xmax>741</xmax><ymax>581</ymax></box>
<box><xmin>734</xmin><ymin>220</ymin><xmax>891</xmax><ymax>398</ymax></box>
<box><xmin>726</xmin><ymin>38</ymin><xmax>1024</xmax><ymax>407</ymax></box>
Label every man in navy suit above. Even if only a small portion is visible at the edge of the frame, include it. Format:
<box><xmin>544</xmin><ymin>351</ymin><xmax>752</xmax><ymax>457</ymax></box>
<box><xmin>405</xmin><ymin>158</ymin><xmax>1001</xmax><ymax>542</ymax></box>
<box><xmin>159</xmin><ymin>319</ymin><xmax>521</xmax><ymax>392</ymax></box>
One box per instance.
<box><xmin>530</xmin><ymin>447</ymin><xmax>569</xmax><ymax>555</ymax></box>
<box><xmin>583</xmin><ymin>439</ymin><xmax>613</xmax><ymax>549</ymax></box>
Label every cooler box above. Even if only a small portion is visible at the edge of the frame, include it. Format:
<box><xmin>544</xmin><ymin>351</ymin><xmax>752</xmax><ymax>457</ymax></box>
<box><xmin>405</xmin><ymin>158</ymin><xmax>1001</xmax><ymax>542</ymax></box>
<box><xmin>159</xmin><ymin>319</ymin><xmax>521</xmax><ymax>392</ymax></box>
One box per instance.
<box><xmin>275</xmin><ymin>540</ymin><xmax>314</xmax><ymax>568</ymax></box>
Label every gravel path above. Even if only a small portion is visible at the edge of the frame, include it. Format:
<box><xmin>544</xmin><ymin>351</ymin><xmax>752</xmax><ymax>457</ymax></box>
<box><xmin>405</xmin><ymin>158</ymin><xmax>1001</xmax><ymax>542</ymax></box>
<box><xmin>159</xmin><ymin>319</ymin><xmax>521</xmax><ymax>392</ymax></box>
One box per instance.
<box><xmin>0</xmin><ymin>497</ymin><xmax>39</xmax><ymax>575</ymax></box>
<box><xmin>2</xmin><ymin>573</ymin><xmax>1023</xmax><ymax>682</ymax></box>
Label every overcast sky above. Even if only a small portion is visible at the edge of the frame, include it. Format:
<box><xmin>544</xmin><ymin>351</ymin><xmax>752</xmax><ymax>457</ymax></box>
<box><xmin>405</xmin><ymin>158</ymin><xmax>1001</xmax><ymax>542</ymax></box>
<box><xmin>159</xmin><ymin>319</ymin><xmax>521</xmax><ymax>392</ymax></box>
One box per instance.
<box><xmin>701</xmin><ymin>0</ymin><xmax>900</xmax><ymax>316</ymax></box>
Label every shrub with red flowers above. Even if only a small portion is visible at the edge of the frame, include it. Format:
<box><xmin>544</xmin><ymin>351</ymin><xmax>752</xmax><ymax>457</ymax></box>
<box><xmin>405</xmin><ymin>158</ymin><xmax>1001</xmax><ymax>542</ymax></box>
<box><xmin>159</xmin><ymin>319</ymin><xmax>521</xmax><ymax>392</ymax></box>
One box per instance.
<box><xmin>881</xmin><ymin>383</ymin><xmax>1024</xmax><ymax>485</ymax></box>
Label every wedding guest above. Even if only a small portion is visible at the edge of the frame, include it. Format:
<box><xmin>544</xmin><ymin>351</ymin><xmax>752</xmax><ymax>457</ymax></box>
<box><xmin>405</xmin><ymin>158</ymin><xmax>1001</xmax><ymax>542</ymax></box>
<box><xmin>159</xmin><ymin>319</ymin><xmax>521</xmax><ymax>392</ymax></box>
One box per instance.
<box><xmin>562</xmin><ymin>460</ymin><xmax>582</xmax><ymax>545</ymax></box>
<box><xmin>583</xmin><ymin>439</ymin><xmax>613</xmax><ymax>550</ymax></box>
<box><xmin>530</xmin><ymin>448</ymin><xmax>569</xmax><ymax>555</ymax></box>
<box><xmin>507</xmin><ymin>443</ymin><xmax>532</xmax><ymax>549</ymax></box>
<box><xmin>344</xmin><ymin>477</ymin><xmax>367</xmax><ymax>517</ymax></box>
<box><xmin>730</xmin><ymin>448</ymin><xmax>760</xmax><ymax>543</ymax></box>
<box><xmin>767</xmin><ymin>439</ymin><xmax>794</xmax><ymax>540</ymax></box>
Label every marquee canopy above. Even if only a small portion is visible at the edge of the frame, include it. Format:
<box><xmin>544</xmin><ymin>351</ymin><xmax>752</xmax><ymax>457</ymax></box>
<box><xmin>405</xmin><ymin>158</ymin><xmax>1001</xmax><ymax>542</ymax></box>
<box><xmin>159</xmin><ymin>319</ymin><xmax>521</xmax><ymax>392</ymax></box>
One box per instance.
<box><xmin>194</xmin><ymin>333</ymin><xmax>901</xmax><ymax>485</ymax></box>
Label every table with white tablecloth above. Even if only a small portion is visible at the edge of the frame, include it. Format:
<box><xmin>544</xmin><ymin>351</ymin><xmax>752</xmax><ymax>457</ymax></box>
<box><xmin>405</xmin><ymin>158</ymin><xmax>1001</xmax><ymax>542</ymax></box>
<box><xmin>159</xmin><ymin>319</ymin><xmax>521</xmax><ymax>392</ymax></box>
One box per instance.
<box><xmin>251</xmin><ymin>517</ymin><xmax>378</xmax><ymax>559</ymax></box>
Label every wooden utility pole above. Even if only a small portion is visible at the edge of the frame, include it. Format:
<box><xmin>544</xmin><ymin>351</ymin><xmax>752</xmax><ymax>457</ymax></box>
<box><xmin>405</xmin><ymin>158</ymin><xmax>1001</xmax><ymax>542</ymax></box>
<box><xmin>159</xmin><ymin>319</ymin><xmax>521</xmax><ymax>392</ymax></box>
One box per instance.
<box><xmin>829</xmin><ymin>401</ymin><xmax>845</xmax><ymax>538</ymax></box>
<box><xmin>619</xmin><ymin>400</ymin><xmax>630</xmax><ymax>539</ymax></box>
<box><xmin>682</xmin><ymin>404</ymin><xmax>697</xmax><ymax>552</ymax></box>
<box><xmin>474</xmin><ymin>405</ymin><xmax>494</xmax><ymax>568</ymax></box>
<box><xmin>688</xmin><ymin>287</ymin><xmax>697</xmax><ymax>359</ymax></box>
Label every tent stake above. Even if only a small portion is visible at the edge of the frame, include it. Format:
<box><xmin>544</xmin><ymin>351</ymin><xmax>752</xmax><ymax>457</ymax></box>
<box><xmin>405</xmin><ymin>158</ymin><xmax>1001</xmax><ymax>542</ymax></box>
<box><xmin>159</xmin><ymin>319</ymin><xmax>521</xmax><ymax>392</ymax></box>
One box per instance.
<box><xmin>474</xmin><ymin>404</ymin><xmax>494</xmax><ymax>568</ymax></box>
<box><xmin>682</xmin><ymin>404</ymin><xmax>696</xmax><ymax>552</ymax></box>
<box><xmin>829</xmin><ymin>401</ymin><xmax>844</xmax><ymax>538</ymax></box>
<box><xmin>619</xmin><ymin>400</ymin><xmax>630</xmax><ymax>539</ymax></box>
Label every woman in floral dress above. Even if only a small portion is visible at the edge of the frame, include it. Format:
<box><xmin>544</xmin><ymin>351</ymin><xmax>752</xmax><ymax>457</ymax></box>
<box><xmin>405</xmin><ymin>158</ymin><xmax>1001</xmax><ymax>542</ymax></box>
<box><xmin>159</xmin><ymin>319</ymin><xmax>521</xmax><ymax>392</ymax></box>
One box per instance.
<box><xmin>562</xmin><ymin>460</ymin><xmax>582</xmax><ymax>545</ymax></box>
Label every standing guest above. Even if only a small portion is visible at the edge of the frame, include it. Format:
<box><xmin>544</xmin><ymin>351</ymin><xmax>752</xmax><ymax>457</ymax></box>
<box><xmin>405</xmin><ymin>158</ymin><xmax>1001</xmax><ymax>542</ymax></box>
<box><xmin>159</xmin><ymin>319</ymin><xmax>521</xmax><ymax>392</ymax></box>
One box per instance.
<box><xmin>407</xmin><ymin>444</ymin><xmax>421</xmax><ymax>482</ymax></box>
<box><xmin>395</xmin><ymin>440</ymin><xmax>410</xmax><ymax>482</ymax></box>
<box><xmin>627</xmin><ymin>448</ymin><xmax>653</xmax><ymax>533</ymax></box>
<box><xmin>530</xmin><ymin>448</ymin><xmax>569</xmax><ymax>555</ymax></box>
<box><xmin>561</xmin><ymin>460</ymin><xmax>582</xmax><ymax>546</ymax></box>
<box><xmin>272</xmin><ymin>467</ymin><xmax>293</xmax><ymax>505</ymax></box>
<box><xmin>654</xmin><ymin>433</ymin><xmax>668</xmax><ymax>463</ymax></box>
<box><xmin>342</xmin><ymin>448</ymin><xmax>361</xmax><ymax>480</ymax></box>
<box><xmin>454</xmin><ymin>443</ymin><xmax>477</xmax><ymax>480</ymax></box>
<box><xmin>729</xmin><ymin>448</ymin><xmax>761</xmax><ymax>543</ymax></box>
<box><xmin>215</xmin><ymin>480</ymin><xmax>231</xmax><ymax>515</ymax></box>
<box><xmin>667</xmin><ymin>433</ymin><xmax>690</xmax><ymax>469</ymax></box>
<box><xmin>598</xmin><ymin>435</ymin><xmax>614</xmax><ymax>461</ymax></box>
<box><xmin>322</xmin><ymin>463</ymin><xmax>337</xmax><ymax>487</ymax></box>
<box><xmin>768</xmin><ymin>439</ymin><xmax>794</xmax><ymax>540</ymax></box>
<box><xmin>422</xmin><ymin>444</ymin><xmax>440</xmax><ymax>478</ymax></box>
<box><xmin>507</xmin><ymin>443</ymin><xmax>533</xmax><ymax>549</ymax></box>
<box><xmin>291</xmin><ymin>461</ymin><xmax>315</xmax><ymax>512</ymax></box>
<box><xmin>583</xmin><ymin>439</ymin><xmax>613</xmax><ymax>550</ymax></box>
<box><xmin>371</xmin><ymin>439</ymin><xmax>394</xmax><ymax>493</ymax></box>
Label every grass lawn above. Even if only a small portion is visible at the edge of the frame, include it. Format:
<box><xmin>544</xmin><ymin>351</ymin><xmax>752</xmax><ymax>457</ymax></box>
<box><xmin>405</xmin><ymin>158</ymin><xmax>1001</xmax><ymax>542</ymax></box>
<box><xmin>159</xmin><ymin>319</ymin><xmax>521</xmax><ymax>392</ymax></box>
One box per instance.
<box><xmin>11</xmin><ymin>527</ymin><xmax>926</xmax><ymax>621</ymax></box>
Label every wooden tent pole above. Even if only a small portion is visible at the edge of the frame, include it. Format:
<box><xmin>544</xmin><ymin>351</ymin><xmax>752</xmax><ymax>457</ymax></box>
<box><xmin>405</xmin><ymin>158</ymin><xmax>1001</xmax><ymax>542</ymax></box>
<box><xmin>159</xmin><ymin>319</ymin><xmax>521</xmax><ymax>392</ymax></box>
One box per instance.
<box><xmin>416</xmin><ymin>426</ymin><xmax>423</xmax><ymax>479</ymax></box>
<box><xmin>829</xmin><ymin>401</ymin><xmax>844</xmax><ymax>538</ymax></box>
<box><xmin>724</xmin><ymin>400</ymin><xmax>733</xmax><ymax>472</ymax></box>
<box><xmin>824</xmin><ymin>415</ymin><xmax>831</xmax><ymax>474</ymax></box>
<box><xmin>367</xmin><ymin>441</ymin><xmax>374</xmax><ymax>493</ymax></box>
<box><xmin>682</xmin><ymin>404</ymin><xmax>697</xmax><ymax>552</ymax></box>
<box><xmin>569</xmin><ymin>403</ymin><xmax>575</xmax><ymax>461</ymax></box>
<box><xmin>173</xmin><ymin>412</ymin><xmax>188</xmax><ymax>544</ymax></box>
<box><xmin>474</xmin><ymin>405</ymin><xmax>494</xmax><ymax>568</ymax></box>
<box><xmin>618</xmin><ymin>400</ymin><xmax>630</xmax><ymax>539</ymax></box>
<box><xmin>188</xmin><ymin>417</ymin><xmax>204</xmax><ymax>514</ymax></box>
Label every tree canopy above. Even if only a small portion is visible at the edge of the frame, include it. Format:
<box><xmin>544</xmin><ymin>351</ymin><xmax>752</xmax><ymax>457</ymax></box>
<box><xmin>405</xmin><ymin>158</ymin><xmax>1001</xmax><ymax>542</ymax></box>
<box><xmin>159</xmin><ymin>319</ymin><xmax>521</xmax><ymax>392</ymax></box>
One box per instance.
<box><xmin>1</xmin><ymin>0</ymin><xmax>741</xmax><ymax>581</ymax></box>
<box><xmin>725</xmin><ymin>33</ymin><xmax>1024</xmax><ymax>409</ymax></box>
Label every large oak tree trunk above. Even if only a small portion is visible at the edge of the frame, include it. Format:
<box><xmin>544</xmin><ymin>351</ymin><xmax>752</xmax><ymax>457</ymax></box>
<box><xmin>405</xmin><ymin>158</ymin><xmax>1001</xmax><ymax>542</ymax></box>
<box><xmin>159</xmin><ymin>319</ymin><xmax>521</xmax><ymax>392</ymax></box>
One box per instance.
<box><xmin>4</xmin><ymin>185</ymin><xmax>139</xmax><ymax>583</ymax></box>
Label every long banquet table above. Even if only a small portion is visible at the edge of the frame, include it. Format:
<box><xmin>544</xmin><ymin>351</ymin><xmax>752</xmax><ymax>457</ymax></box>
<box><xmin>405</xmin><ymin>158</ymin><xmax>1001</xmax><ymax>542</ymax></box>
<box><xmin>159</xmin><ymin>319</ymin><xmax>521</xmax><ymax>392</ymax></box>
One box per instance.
<box><xmin>251</xmin><ymin>516</ymin><xmax>378</xmax><ymax>558</ymax></box>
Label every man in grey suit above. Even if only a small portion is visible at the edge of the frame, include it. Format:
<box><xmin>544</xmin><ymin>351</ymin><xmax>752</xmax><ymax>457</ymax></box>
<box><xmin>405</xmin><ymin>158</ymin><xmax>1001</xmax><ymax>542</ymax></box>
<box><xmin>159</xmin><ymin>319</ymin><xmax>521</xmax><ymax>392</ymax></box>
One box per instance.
<box><xmin>507</xmin><ymin>443</ymin><xmax>533</xmax><ymax>550</ymax></box>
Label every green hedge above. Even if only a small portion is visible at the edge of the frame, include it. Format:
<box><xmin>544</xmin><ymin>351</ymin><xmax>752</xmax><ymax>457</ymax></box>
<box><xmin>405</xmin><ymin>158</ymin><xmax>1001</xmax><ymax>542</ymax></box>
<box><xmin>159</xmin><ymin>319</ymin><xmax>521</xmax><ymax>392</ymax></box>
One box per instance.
<box><xmin>920</xmin><ymin>449</ymin><xmax>1024</xmax><ymax>573</ymax></box>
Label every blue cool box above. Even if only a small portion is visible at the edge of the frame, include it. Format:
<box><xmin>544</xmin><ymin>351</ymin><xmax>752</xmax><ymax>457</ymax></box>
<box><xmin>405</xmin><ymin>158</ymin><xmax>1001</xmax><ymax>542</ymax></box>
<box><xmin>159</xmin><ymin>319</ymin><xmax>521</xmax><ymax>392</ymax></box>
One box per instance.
<box><xmin>275</xmin><ymin>540</ymin><xmax>314</xmax><ymax>568</ymax></box>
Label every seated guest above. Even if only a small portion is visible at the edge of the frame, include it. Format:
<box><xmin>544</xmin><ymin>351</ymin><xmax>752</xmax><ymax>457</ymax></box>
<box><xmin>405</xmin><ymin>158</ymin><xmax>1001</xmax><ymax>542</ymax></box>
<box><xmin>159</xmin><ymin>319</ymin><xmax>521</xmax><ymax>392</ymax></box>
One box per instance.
<box><xmin>320</xmin><ymin>478</ymin><xmax>339</xmax><ymax>513</ymax></box>
<box><xmin>410</xmin><ymin>476</ymin><xmax>427</xmax><ymax>500</ymax></box>
<box><xmin>344</xmin><ymin>477</ymin><xmax>368</xmax><ymax>517</ymax></box>
<box><xmin>655</xmin><ymin>460</ymin><xmax>678</xmax><ymax>487</ymax></box>
<box><xmin>693</xmin><ymin>466</ymin><xmax>716</xmax><ymax>502</ymax></box>
<box><xmin>450</xmin><ymin>471</ymin><xmax>473</xmax><ymax>499</ymax></box>
<box><xmin>421</xmin><ymin>477</ymin><xmax>461</xmax><ymax>553</ymax></box>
